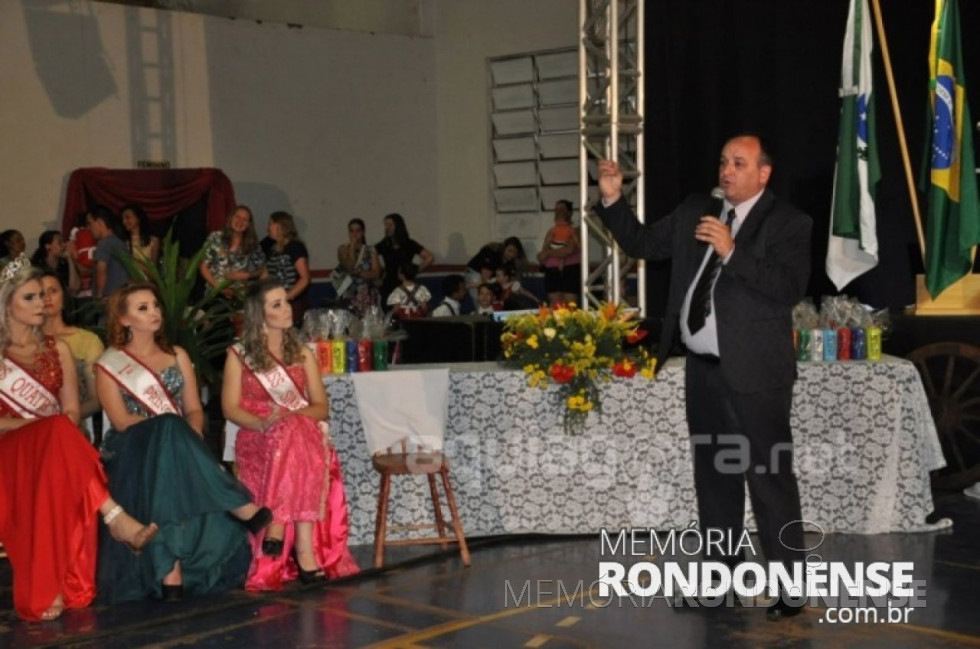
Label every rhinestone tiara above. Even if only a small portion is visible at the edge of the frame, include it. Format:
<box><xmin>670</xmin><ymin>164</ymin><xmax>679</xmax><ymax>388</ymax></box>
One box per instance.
<box><xmin>0</xmin><ymin>254</ymin><xmax>33</xmax><ymax>284</ymax></box>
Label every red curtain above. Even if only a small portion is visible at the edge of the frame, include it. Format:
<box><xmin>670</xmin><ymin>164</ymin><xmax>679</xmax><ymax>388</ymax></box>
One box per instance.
<box><xmin>61</xmin><ymin>168</ymin><xmax>236</xmax><ymax>234</ymax></box>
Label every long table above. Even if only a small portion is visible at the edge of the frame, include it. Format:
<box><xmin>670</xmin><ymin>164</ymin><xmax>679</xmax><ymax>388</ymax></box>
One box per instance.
<box><xmin>325</xmin><ymin>356</ymin><xmax>946</xmax><ymax>546</ymax></box>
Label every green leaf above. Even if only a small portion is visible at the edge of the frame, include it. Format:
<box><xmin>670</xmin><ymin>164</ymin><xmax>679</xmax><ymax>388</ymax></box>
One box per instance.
<box><xmin>110</xmin><ymin>225</ymin><xmax>234</xmax><ymax>387</ymax></box>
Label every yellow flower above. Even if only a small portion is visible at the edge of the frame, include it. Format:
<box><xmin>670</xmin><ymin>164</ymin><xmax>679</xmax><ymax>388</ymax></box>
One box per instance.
<box><xmin>523</xmin><ymin>364</ymin><xmax>535</xmax><ymax>374</ymax></box>
<box><xmin>640</xmin><ymin>358</ymin><xmax>658</xmax><ymax>379</ymax></box>
<box><xmin>528</xmin><ymin>370</ymin><xmax>548</xmax><ymax>388</ymax></box>
<box><xmin>543</xmin><ymin>327</ymin><xmax>557</xmax><ymax>340</ymax></box>
<box><xmin>526</xmin><ymin>335</ymin><xmax>539</xmax><ymax>349</ymax></box>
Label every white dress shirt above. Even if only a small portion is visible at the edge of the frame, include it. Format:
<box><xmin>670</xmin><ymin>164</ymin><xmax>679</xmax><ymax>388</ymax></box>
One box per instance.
<box><xmin>680</xmin><ymin>188</ymin><xmax>764</xmax><ymax>356</ymax></box>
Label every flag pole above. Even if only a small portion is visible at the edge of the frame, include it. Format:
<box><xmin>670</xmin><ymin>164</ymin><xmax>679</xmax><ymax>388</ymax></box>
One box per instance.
<box><xmin>870</xmin><ymin>0</ymin><xmax>926</xmax><ymax>261</ymax></box>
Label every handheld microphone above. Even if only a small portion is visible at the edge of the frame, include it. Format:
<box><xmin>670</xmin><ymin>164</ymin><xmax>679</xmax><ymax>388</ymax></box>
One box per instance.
<box><xmin>707</xmin><ymin>187</ymin><xmax>726</xmax><ymax>218</ymax></box>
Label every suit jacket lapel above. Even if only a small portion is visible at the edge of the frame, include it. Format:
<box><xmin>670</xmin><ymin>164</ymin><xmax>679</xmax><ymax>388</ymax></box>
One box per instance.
<box><xmin>732</xmin><ymin>189</ymin><xmax>775</xmax><ymax>244</ymax></box>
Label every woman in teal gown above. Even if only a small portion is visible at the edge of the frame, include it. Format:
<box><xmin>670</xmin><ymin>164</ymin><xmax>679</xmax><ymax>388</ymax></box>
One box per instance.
<box><xmin>95</xmin><ymin>283</ymin><xmax>272</xmax><ymax>602</ymax></box>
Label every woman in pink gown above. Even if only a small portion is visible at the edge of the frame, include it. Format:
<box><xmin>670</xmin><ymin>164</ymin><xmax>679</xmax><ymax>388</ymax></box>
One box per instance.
<box><xmin>222</xmin><ymin>279</ymin><xmax>357</xmax><ymax>590</ymax></box>
<box><xmin>0</xmin><ymin>259</ymin><xmax>157</xmax><ymax>621</ymax></box>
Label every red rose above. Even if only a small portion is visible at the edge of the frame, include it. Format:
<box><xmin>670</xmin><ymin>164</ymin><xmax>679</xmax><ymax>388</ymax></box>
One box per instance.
<box><xmin>612</xmin><ymin>359</ymin><xmax>638</xmax><ymax>378</ymax></box>
<box><xmin>549</xmin><ymin>363</ymin><xmax>576</xmax><ymax>384</ymax></box>
<box><xmin>626</xmin><ymin>329</ymin><xmax>648</xmax><ymax>345</ymax></box>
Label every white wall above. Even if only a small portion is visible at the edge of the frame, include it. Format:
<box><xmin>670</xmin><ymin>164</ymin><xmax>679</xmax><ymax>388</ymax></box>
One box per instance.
<box><xmin>1</xmin><ymin>2</ymin><xmax>212</xmax><ymax>233</ymax></box>
<box><xmin>1</xmin><ymin>0</ymin><xmax>575</xmax><ymax>269</ymax></box>
<box><xmin>432</xmin><ymin>0</ymin><xmax>577</xmax><ymax>262</ymax></box>
<box><xmin>201</xmin><ymin>17</ymin><xmax>437</xmax><ymax>269</ymax></box>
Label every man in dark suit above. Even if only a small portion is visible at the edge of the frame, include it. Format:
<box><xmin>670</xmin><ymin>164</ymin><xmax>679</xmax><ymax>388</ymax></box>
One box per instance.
<box><xmin>595</xmin><ymin>135</ymin><xmax>812</xmax><ymax>619</ymax></box>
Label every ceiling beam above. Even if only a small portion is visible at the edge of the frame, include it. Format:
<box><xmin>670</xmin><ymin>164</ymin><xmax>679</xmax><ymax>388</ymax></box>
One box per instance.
<box><xmin>94</xmin><ymin>0</ymin><xmax>433</xmax><ymax>37</ymax></box>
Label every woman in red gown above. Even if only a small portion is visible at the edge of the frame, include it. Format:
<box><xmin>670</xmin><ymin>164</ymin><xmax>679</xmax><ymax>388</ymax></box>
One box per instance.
<box><xmin>0</xmin><ymin>259</ymin><xmax>158</xmax><ymax>621</ymax></box>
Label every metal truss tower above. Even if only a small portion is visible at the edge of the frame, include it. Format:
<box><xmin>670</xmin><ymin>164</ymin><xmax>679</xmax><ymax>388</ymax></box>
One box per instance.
<box><xmin>578</xmin><ymin>0</ymin><xmax>645</xmax><ymax>313</ymax></box>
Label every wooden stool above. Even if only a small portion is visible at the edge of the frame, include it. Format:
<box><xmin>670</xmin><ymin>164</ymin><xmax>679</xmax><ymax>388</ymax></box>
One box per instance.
<box><xmin>371</xmin><ymin>447</ymin><xmax>470</xmax><ymax>569</ymax></box>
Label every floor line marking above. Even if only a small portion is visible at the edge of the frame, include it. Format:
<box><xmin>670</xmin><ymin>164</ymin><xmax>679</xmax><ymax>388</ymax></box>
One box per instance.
<box><xmin>363</xmin><ymin>586</ymin><xmax>604</xmax><ymax>648</ymax></box>
<box><xmin>354</xmin><ymin>591</ymin><xmax>471</xmax><ymax>618</ymax></box>
<box><xmin>317</xmin><ymin>606</ymin><xmax>416</xmax><ymax>633</ymax></box>
<box><xmin>363</xmin><ymin>591</ymin><xmax>585</xmax><ymax>648</ymax></box>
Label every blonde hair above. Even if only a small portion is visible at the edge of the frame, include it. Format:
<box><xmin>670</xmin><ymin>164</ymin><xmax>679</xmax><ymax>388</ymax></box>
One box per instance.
<box><xmin>270</xmin><ymin>211</ymin><xmax>300</xmax><ymax>253</ymax></box>
<box><xmin>0</xmin><ymin>264</ymin><xmax>44</xmax><ymax>356</ymax></box>
<box><xmin>239</xmin><ymin>279</ymin><xmax>303</xmax><ymax>371</ymax></box>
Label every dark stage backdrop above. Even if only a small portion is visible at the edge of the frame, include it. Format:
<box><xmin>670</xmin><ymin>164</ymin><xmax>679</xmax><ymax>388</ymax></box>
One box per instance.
<box><xmin>643</xmin><ymin>0</ymin><xmax>980</xmax><ymax>312</ymax></box>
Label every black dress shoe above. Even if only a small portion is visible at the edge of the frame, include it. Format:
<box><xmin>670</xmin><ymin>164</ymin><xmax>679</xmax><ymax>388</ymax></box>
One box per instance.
<box><xmin>262</xmin><ymin>536</ymin><xmax>284</xmax><ymax>558</ymax></box>
<box><xmin>244</xmin><ymin>507</ymin><xmax>273</xmax><ymax>535</ymax></box>
<box><xmin>766</xmin><ymin>597</ymin><xmax>805</xmax><ymax>620</ymax></box>
<box><xmin>161</xmin><ymin>584</ymin><xmax>184</xmax><ymax>602</ymax></box>
<box><xmin>292</xmin><ymin>548</ymin><xmax>326</xmax><ymax>585</ymax></box>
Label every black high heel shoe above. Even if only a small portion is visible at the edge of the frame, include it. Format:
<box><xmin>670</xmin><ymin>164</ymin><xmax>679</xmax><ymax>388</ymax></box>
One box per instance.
<box><xmin>292</xmin><ymin>548</ymin><xmax>326</xmax><ymax>585</ymax></box>
<box><xmin>161</xmin><ymin>584</ymin><xmax>184</xmax><ymax>602</ymax></box>
<box><xmin>262</xmin><ymin>536</ymin><xmax>284</xmax><ymax>558</ymax></box>
<box><xmin>244</xmin><ymin>506</ymin><xmax>273</xmax><ymax>535</ymax></box>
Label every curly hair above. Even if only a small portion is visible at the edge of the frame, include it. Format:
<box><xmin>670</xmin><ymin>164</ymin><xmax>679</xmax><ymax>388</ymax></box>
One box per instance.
<box><xmin>239</xmin><ymin>279</ymin><xmax>303</xmax><ymax>371</ymax></box>
<box><xmin>0</xmin><ymin>264</ymin><xmax>44</xmax><ymax>355</ymax></box>
<box><xmin>105</xmin><ymin>282</ymin><xmax>173</xmax><ymax>353</ymax></box>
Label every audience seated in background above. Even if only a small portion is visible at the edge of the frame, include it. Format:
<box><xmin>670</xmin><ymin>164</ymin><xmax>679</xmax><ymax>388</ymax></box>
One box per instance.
<box><xmin>496</xmin><ymin>262</ymin><xmax>540</xmax><ymax>309</ymax></box>
<box><xmin>120</xmin><ymin>204</ymin><xmax>160</xmax><ymax>268</ymax></box>
<box><xmin>475</xmin><ymin>282</ymin><xmax>500</xmax><ymax>315</ymax></box>
<box><xmin>200</xmin><ymin>205</ymin><xmax>267</xmax><ymax>300</ymax></box>
<box><xmin>32</xmin><ymin>231</ymin><xmax>78</xmax><ymax>295</ymax></box>
<box><xmin>386</xmin><ymin>261</ymin><xmax>431</xmax><ymax>319</ymax></box>
<box><xmin>0</xmin><ymin>229</ymin><xmax>26</xmax><ymax>269</ymax></box>
<box><xmin>334</xmin><ymin>218</ymin><xmax>381</xmax><ymax>315</ymax></box>
<box><xmin>376</xmin><ymin>213</ymin><xmax>433</xmax><ymax>304</ymax></box>
<box><xmin>261</xmin><ymin>211</ymin><xmax>310</xmax><ymax>325</ymax></box>
<box><xmin>40</xmin><ymin>272</ymin><xmax>103</xmax><ymax>437</ymax></box>
<box><xmin>464</xmin><ymin>236</ymin><xmax>528</xmax><ymax>306</ymax></box>
<box><xmin>537</xmin><ymin>199</ymin><xmax>582</xmax><ymax>306</ymax></box>
<box><xmin>432</xmin><ymin>274</ymin><xmax>467</xmax><ymax>317</ymax></box>
<box><xmin>87</xmin><ymin>207</ymin><xmax>129</xmax><ymax>299</ymax></box>
<box><xmin>67</xmin><ymin>211</ymin><xmax>96</xmax><ymax>297</ymax></box>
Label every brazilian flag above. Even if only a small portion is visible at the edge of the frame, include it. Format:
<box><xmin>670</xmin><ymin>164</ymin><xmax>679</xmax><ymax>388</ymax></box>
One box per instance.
<box><xmin>924</xmin><ymin>0</ymin><xmax>980</xmax><ymax>298</ymax></box>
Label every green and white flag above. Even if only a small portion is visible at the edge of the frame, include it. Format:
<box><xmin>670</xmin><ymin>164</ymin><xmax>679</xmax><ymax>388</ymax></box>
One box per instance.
<box><xmin>827</xmin><ymin>0</ymin><xmax>880</xmax><ymax>291</ymax></box>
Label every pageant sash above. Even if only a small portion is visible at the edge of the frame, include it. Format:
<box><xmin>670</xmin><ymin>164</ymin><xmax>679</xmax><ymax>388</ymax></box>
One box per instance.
<box><xmin>231</xmin><ymin>343</ymin><xmax>311</xmax><ymax>411</ymax></box>
<box><xmin>0</xmin><ymin>357</ymin><xmax>61</xmax><ymax>418</ymax></box>
<box><xmin>331</xmin><ymin>244</ymin><xmax>366</xmax><ymax>298</ymax></box>
<box><xmin>230</xmin><ymin>343</ymin><xmax>332</xmax><ymax>441</ymax></box>
<box><xmin>95</xmin><ymin>348</ymin><xmax>181</xmax><ymax>416</ymax></box>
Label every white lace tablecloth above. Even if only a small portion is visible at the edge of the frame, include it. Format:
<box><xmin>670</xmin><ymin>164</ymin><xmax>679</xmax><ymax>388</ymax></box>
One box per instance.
<box><xmin>325</xmin><ymin>356</ymin><xmax>945</xmax><ymax>545</ymax></box>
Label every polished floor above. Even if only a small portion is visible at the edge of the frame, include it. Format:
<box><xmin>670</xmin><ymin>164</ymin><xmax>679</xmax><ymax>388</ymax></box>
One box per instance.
<box><xmin>2</xmin><ymin>490</ymin><xmax>979</xmax><ymax>649</ymax></box>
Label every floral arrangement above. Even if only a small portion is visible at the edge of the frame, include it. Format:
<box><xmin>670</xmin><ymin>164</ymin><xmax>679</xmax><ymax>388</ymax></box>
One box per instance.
<box><xmin>501</xmin><ymin>302</ymin><xmax>656</xmax><ymax>434</ymax></box>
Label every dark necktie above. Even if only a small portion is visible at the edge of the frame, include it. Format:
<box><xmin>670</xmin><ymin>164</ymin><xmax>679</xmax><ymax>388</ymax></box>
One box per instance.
<box><xmin>687</xmin><ymin>209</ymin><xmax>736</xmax><ymax>335</ymax></box>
